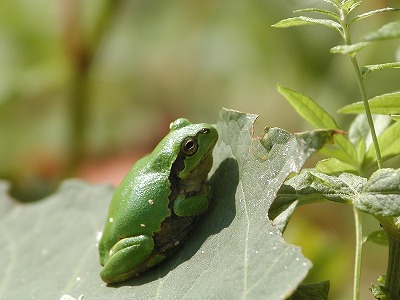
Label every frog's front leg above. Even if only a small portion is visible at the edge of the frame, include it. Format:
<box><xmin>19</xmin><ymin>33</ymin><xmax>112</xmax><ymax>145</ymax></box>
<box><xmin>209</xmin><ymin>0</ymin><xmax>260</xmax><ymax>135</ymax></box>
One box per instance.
<box><xmin>100</xmin><ymin>234</ymin><xmax>155</xmax><ymax>284</ymax></box>
<box><xmin>173</xmin><ymin>194</ymin><xmax>209</xmax><ymax>217</ymax></box>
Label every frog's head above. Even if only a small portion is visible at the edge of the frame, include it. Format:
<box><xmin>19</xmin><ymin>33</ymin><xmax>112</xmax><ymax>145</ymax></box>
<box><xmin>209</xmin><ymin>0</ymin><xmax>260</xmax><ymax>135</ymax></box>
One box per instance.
<box><xmin>170</xmin><ymin>118</ymin><xmax>218</xmax><ymax>180</ymax></box>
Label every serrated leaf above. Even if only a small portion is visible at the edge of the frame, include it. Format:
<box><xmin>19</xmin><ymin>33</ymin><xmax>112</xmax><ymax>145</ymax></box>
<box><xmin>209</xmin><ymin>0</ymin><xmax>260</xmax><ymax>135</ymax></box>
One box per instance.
<box><xmin>338</xmin><ymin>92</ymin><xmax>400</xmax><ymax>114</ymax></box>
<box><xmin>276</xmin><ymin>168</ymin><xmax>400</xmax><ymax>219</ymax></box>
<box><xmin>0</xmin><ymin>109</ymin><xmax>337</xmax><ymax>300</ymax></box>
<box><xmin>363</xmin><ymin>122</ymin><xmax>400</xmax><ymax>170</ymax></box>
<box><xmin>272</xmin><ymin>16</ymin><xmax>343</xmax><ymax>36</ymax></box>
<box><xmin>362</xmin><ymin>21</ymin><xmax>400</xmax><ymax>41</ymax></box>
<box><xmin>361</xmin><ymin>62</ymin><xmax>400</xmax><ymax>78</ymax></box>
<box><xmin>272</xmin><ymin>171</ymin><xmax>362</xmax><ymax>229</ymax></box>
<box><xmin>364</xmin><ymin>229</ymin><xmax>388</xmax><ymax>246</ymax></box>
<box><xmin>278</xmin><ymin>86</ymin><xmax>358</xmax><ymax>165</ymax></box>
<box><xmin>350</xmin><ymin>8</ymin><xmax>399</xmax><ymax>24</ymax></box>
<box><xmin>288</xmin><ymin>281</ymin><xmax>330</xmax><ymax>300</ymax></box>
<box><xmin>330</xmin><ymin>42</ymin><xmax>370</xmax><ymax>55</ymax></box>
<box><xmin>294</xmin><ymin>8</ymin><xmax>339</xmax><ymax>20</ymax></box>
<box><xmin>355</xmin><ymin>168</ymin><xmax>400</xmax><ymax>216</ymax></box>
<box><xmin>316</xmin><ymin>158</ymin><xmax>357</xmax><ymax>175</ymax></box>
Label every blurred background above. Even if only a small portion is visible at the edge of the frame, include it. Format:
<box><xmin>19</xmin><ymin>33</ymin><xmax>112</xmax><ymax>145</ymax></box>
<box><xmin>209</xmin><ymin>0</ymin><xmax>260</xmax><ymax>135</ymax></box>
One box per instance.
<box><xmin>0</xmin><ymin>0</ymin><xmax>398</xmax><ymax>298</ymax></box>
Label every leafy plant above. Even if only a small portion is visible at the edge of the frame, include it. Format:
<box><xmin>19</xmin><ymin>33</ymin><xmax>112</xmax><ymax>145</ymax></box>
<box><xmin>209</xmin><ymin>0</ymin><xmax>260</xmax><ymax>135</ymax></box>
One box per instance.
<box><xmin>272</xmin><ymin>0</ymin><xmax>400</xmax><ymax>299</ymax></box>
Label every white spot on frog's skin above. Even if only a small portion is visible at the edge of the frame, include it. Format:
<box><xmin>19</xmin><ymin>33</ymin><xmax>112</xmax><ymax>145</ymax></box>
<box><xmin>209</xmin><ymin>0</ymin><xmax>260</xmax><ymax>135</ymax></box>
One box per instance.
<box><xmin>140</xmin><ymin>224</ymin><xmax>146</xmax><ymax>227</ymax></box>
<box><xmin>109</xmin><ymin>217</ymin><xmax>113</xmax><ymax>223</ymax></box>
<box><xmin>148</xmin><ymin>199</ymin><xmax>154</xmax><ymax>205</ymax></box>
<box><xmin>109</xmin><ymin>249</ymin><xmax>113</xmax><ymax>256</ymax></box>
<box><xmin>96</xmin><ymin>231</ymin><xmax>102</xmax><ymax>241</ymax></box>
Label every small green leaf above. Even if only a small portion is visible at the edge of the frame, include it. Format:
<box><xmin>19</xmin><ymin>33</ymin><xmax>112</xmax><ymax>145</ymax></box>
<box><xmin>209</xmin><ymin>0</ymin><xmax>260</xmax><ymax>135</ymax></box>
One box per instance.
<box><xmin>350</xmin><ymin>8</ymin><xmax>399</xmax><ymax>24</ymax></box>
<box><xmin>355</xmin><ymin>168</ymin><xmax>400</xmax><ymax>216</ymax></box>
<box><xmin>322</xmin><ymin>0</ymin><xmax>340</xmax><ymax>10</ymax></box>
<box><xmin>391</xmin><ymin>114</ymin><xmax>400</xmax><ymax>122</ymax></box>
<box><xmin>278</xmin><ymin>86</ymin><xmax>339</xmax><ymax>129</ymax></box>
<box><xmin>278</xmin><ymin>86</ymin><xmax>358</xmax><ymax>165</ymax></box>
<box><xmin>362</xmin><ymin>21</ymin><xmax>400</xmax><ymax>41</ymax></box>
<box><xmin>330</xmin><ymin>42</ymin><xmax>370</xmax><ymax>55</ymax></box>
<box><xmin>272</xmin><ymin>16</ymin><xmax>342</xmax><ymax>36</ymax></box>
<box><xmin>338</xmin><ymin>92</ymin><xmax>400</xmax><ymax>114</ymax></box>
<box><xmin>316</xmin><ymin>158</ymin><xmax>358</xmax><ymax>175</ymax></box>
<box><xmin>294</xmin><ymin>8</ymin><xmax>339</xmax><ymax>20</ymax></box>
<box><xmin>361</xmin><ymin>62</ymin><xmax>400</xmax><ymax>78</ymax></box>
<box><xmin>364</xmin><ymin>229</ymin><xmax>388</xmax><ymax>246</ymax></box>
<box><xmin>371</xmin><ymin>283</ymin><xmax>389</xmax><ymax>300</ymax></box>
<box><xmin>348</xmin><ymin>114</ymin><xmax>392</xmax><ymax>158</ymax></box>
<box><xmin>364</xmin><ymin>122</ymin><xmax>400</xmax><ymax>170</ymax></box>
<box><xmin>347</xmin><ymin>1</ymin><xmax>362</xmax><ymax>13</ymax></box>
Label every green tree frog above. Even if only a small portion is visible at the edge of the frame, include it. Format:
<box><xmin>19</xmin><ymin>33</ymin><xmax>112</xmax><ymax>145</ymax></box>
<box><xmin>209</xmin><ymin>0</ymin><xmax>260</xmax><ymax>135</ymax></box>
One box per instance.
<box><xmin>98</xmin><ymin>118</ymin><xmax>218</xmax><ymax>284</ymax></box>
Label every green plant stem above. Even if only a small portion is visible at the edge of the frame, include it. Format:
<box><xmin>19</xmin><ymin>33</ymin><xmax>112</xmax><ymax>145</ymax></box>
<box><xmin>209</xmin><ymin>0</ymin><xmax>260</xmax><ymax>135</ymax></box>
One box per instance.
<box><xmin>339</xmin><ymin>7</ymin><xmax>383</xmax><ymax>170</ymax></box>
<box><xmin>353</xmin><ymin>208</ymin><xmax>363</xmax><ymax>300</ymax></box>
<box><xmin>376</xmin><ymin>216</ymin><xmax>400</xmax><ymax>299</ymax></box>
<box><xmin>385</xmin><ymin>234</ymin><xmax>400</xmax><ymax>299</ymax></box>
<box><xmin>349</xmin><ymin>57</ymin><xmax>383</xmax><ymax>169</ymax></box>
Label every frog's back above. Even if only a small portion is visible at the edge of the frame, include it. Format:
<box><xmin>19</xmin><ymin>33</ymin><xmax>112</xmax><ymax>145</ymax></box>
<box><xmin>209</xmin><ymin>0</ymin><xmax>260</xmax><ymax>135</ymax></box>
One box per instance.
<box><xmin>99</xmin><ymin>148</ymin><xmax>176</xmax><ymax>257</ymax></box>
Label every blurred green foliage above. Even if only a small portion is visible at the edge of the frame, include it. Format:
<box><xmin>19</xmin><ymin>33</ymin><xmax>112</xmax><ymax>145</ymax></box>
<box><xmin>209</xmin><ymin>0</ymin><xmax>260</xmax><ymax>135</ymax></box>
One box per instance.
<box><xmin>1</xmin><ymin>1</ymin><xmax>398</xmax><ymax>185</ymax></box>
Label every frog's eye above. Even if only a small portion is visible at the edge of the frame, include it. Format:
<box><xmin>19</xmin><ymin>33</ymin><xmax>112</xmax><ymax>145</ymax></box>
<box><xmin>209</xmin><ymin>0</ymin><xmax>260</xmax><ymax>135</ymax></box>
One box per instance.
<box><xmin>181</xmin><ymin>137</ymin><xmax>198</xmax><ymax>156</ymax></box>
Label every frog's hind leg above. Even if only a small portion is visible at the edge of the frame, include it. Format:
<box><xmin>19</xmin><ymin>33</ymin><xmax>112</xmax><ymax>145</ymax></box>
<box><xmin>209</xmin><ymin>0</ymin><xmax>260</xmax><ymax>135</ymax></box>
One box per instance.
<box><xmin>100</xmin><ymin>234</ymin><xmax>155</xmax><ymax>284</ymax></box>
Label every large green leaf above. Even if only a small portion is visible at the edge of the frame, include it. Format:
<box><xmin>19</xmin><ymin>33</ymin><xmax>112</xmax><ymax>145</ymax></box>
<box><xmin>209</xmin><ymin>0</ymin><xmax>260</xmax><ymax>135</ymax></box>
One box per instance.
<box><xmin>0</xmin><ymin>109</ymin><xmax>335</xmax><ymax>299</ymax></box>
<box><xmin>356</xmin><ymin>168</ymin><xmax>400</xmax><ymax>216</ymax></box>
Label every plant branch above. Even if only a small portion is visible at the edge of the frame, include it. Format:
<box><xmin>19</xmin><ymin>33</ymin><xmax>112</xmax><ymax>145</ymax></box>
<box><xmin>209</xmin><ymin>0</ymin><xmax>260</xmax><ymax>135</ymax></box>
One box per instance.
<box><xmin>385</xmin><ymin>233</ymin><xmax>400</xmax><ymax>299</ymax></box>
<box><xmin>353</xmin><ymin>207</ymin><xmax>363</xmax><ymax>300</ymax></box>
<box><xmin>338</xmin><ymin>6</ymin><xmax>383</xmax><ymax>170</ymax></box>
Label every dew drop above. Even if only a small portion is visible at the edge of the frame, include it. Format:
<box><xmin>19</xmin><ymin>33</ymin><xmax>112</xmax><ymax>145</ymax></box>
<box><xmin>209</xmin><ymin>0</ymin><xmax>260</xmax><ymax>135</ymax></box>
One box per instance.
<box><xmin>109</xmin><ymin>217</ymin><xmax>114</xmax><ymax>223</ymax></box>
